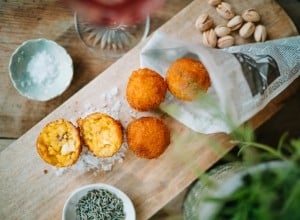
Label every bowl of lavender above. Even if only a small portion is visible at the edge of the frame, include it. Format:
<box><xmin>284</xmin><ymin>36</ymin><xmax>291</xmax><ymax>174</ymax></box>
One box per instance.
<box><xmin>62</xmin><ymin>183</ymin><xmax>135</xmax><ymax>220</ymax></box>
<box><xmin>9</xmin><ymin>38</ymin><xmax>73</xmax><ymax>101</ymax></box>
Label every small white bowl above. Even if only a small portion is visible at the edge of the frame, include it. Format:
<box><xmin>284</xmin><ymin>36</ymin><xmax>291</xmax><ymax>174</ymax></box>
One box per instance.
<box><xmin>62</xmin><ymin>183</ymin><xmax>136</xmax><ymax>220</ymax></box>
<box><xmin>9</xmin><ymin>38</ymin><xmax>73</xmax><ymax>101</ymax></box>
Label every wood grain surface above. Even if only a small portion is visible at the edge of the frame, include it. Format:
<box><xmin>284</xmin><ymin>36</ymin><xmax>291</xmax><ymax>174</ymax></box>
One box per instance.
<box><xmin>0</xmin><ymin>0</ymin><xmax>192</xmax><ymax>138</ymax></box>
<box><xmin>0</xmin><ymin>0</ymin><xmax>299</xmax><ymax>219</ymax></box>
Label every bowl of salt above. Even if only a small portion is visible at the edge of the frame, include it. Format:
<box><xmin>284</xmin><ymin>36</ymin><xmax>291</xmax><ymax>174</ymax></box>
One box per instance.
<box><xmin>9</xmin><ymin>38</ymin><xmax>73</xmax><ymax>101</ymax></box>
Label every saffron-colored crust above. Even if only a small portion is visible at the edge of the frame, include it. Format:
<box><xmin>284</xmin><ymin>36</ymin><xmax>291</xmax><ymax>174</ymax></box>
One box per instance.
<box><xmin>166</xmin><ymin>57</ymin><xmax>211</xmax><ymax>101</ymax></box>
<box><xmin>77</xmin><ymin>113</ymin><xmax>123</xmax><ymax>158</ymax></box>
<box><xmin>126</xmin><ymin>117</ymin><xmax>170</xmax><ymax>159</ymax></box>
<box><xmin>126</xmin><ymin>68</ymin><xmax>167</xmax><ymax>111</ymax></box>
<box><xmin>36</xmin><ymin>119</ymin><xmax>82</xmax><ymax>167</ymax></box>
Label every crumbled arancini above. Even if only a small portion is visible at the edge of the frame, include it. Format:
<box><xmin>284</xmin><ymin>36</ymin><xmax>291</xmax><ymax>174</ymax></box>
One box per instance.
<box><xmin>36</xmin><ymin>119</ymin><xmax>82</xmax><ymax>167</ymax></box>
<box><xmin>77</xmin><ymin>113</ymin><xmax>123</xmax><ymax>158</ymax></box>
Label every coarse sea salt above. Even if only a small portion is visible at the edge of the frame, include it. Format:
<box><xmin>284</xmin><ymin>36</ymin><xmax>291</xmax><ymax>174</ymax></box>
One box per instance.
<box><xmin>55</xmin><ymin>144</ymin><xmax>127</xmax><ymax>176</ymax></box>
<box><xmin>27</xmin><ymin>50</ymin><xmax>58</xmax><ymax>85</ymax></box>
<box><xmin>56</xmin><ymin>86</ymin><xmax>128</xmax><ymax>176</ymax></box>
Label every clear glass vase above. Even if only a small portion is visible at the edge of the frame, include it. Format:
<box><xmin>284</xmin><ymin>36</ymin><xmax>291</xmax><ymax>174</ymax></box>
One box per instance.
<box><xmin>74</xmin><ymin>12</ymin><xmax>150</xmax><ymax>59</ymax></box>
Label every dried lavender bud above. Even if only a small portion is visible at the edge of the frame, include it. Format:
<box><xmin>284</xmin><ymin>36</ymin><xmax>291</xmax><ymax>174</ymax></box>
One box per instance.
<box><xmin>76</xmin><ymin>189</ymin><xmax>125</xmax><ymax>220</ymax></box>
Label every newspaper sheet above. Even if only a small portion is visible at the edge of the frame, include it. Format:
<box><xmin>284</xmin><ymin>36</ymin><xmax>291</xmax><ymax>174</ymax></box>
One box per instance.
<box><xmin>140</xmin><ymin>31</ymin><xmax>300</xmax><ymax>134</ymax></box>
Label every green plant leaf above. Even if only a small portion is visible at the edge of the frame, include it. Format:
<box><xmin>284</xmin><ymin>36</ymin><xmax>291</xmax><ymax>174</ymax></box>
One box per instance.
<box><xmin>278</xmin><ymin>132</ymin><xmax>289</xmax><ymax>153</ymax></box>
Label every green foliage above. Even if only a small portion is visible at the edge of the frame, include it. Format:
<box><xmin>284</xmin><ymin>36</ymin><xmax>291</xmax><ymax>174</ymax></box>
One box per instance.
<box><xmin>198</xmin><ymin>92</ymin><xmax>300</xmax><ymax>219</ymax></box>
<box><xmin>211</xmin><ymin>165</ymin><xmax>300</xmax><ymax>220</ymax></box>
<box><xmin>208</xmin><ymin>126</ymin><xmax>300</xmax><ymax>220</ymax></box>
<box><xmin>178</xmin><ymin>91</ymin><xmax>300</xmax><ymax>220</ymax></box>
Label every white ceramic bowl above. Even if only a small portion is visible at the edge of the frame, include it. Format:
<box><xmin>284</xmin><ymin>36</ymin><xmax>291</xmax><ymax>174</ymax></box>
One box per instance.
<box><xmin>62</xmin><ymin>183</ymin><xmax>136</xmax><ymax>220</ymax></box>
<box><xmin>9</xmin><ymin>38</ymin><xmax>73</xmax><ymax>101</ymax></box>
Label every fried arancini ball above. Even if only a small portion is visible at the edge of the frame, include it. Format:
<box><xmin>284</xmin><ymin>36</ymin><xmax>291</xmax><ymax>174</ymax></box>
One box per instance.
<box><xmin>126</xmin><ymin>68</ymin><xmax>167</xmax><ymax>111</ymax></box>
<box><xmin>126</xmin><ymin>117</ymin><xmax>170</xmax><ymax>159</ymax></box>
<box><xmin>77</xmin><ymin>113</ymin><xmax>123</xmax><ymax>158</ymax></box>
<box><xmin>166</xmin><ymin>57</ymin><xmax>211</xmax><ymax>101</ymax></box>
<box><xmin>36</xmin><ymin>119</ymin><xmax>82</xmax><ymax>167</ymax></box>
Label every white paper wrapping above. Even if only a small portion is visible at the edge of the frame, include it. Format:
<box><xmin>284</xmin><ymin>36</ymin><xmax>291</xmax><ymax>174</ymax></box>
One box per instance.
<box><xmin>140</xmin><ymin>31</ymin><xmax>300</xmax><ymax>134</ymax></box>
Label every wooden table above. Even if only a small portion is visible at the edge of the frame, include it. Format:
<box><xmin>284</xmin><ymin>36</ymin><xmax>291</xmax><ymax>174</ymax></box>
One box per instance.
<box><xmin>0</xmin><ymin>0</ymin><xmax>192</xmax><ymax>139</ymax></box>
<box><xmin>0</xmin><ymin>0</ymin><xmax>299</xmax><ymax>219</ymax></box>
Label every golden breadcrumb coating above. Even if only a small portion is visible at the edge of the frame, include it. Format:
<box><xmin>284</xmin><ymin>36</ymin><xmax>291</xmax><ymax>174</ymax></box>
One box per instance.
<box><xmin>36</xmin><ymin>119</ymin><xmax>82</xmax><ymax>167</ymax></box>
<box><xmin>166</xmin><ymin>57</ymin><xmax>211</xmax><ymax>101</ymax></box>
<box><xmin>77</xmin><ymin>113</ymin><xmax>123</xmax><ymax>158</ymax></box>
<box><xmin>126</xmin><ymin>68</ymin><xmax>167</xmax><ymax>111</ymax></box>
<box><xmin>126</xmin><ymin>117</ymin><xmax>170</xmax><ymax>159</ymax></box>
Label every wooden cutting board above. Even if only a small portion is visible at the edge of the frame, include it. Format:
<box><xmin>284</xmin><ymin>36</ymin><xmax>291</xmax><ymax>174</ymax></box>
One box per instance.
<box><xmin>0</xmin><ymin>0</ymin><xmax>298</xmax><ymax>219</ymax></box>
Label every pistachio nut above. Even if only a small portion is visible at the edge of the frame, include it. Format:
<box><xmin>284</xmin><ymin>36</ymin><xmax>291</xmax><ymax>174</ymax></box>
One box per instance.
<box><xmin>202</xmin><ymin>29</ymin><xmax>217</xmax><ymax>48</ymax></box>
<box><xmin>208</xmin><ymin>0</ymin><xmax>221</xmax><ymax>6</ymax></box>
<box><xmin>217</xmin><ymin>35</ymin><xmax>234</xmax><ymax>48</ymax></box>
<box><xmin>215</xmin><ymin>25</ymin><xmax>231</xmax><ymax>37</ymax></box>
<box><xmin>254</xmin><ymin>25</ymin><xmax>267</xmax><ymax>42</ymax></box>
<box><xmin>227</xmin><ymin>15</ymin><xmax>243</xmax><ymax>31</ymax></box>
<box><xmin>216</xmin><ymin>2</ymin><xmax>235</xmax><ymax>20</ymax></box>
<box><xmin>239</xmin><ymin>22</ymin><xmax>255</xmax><ymax>38</ymax></box>
<box><xmin>195</xmin><ymin>14</ymin><xmax>214</xmax><ymax>32</ymax></box>
<box><xmin>242</xmin><ymin>9</ymin><xmax>261</xmax><ymax>22</ymax></box>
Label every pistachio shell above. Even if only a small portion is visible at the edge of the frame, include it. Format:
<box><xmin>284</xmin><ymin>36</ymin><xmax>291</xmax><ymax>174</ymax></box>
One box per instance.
<box><xmin>254</xmin><ymin>25</ymin><xmax>267</xmax><ymax>42</ymax></box>
<box><xmin>216</xmin><ymin>2</ymin><xmax>235</xmax><ymax>20</ymax></box>
<box><xmin>215</xmin><ymin>25</ymin><xmax>231</xmax><ymax>37</ymax></box>
<box><xmin>227</xmin><ymin>15</ymin><xmax>244</xmax><ymax>31</ymax></box>
<box><xmin>208</xmin><ymin>0</ymin><xmax>221</xmax><ymax>6</ymax></box>
<box><xmin>217</xmin><ymin>35</ymin><xmax>235</xmax><ymax>48</ymax></box>
<box><xmin>202</xmin><ymin>29</ymin><xmax>217</xmax><ymax>48</ymax></box>
<box><xmin>242</xmin><ymin>9</ymin><xmax>261</xmax><ymax>22</ymax></box>
<box><xmin>195</xmin><ymin>14</ymin><xmax>214</xmax><ymax>32</ymax></box>
<box><xmin>239</xmin><ymin>22</ymin><xmax>255</xmax><ymax>38</ymax></box>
